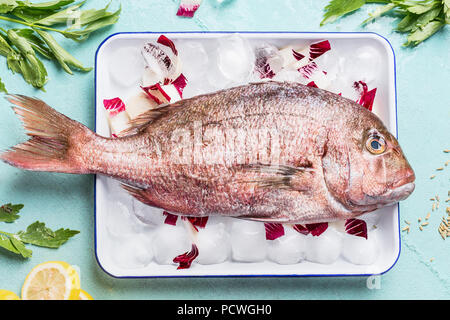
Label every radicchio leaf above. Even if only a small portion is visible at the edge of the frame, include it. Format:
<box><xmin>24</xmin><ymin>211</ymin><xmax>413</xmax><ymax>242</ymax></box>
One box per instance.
<box><xmin>293</xmin><ymin>224</ymin><xmax>309</xmax><ymax>235</ymax></box>
<box><xmin>177</xmin><ymin>0</ymin><xmax>202</xmax><ymax>18</ymax></box>
<box><xmin>298</xmin><ymin>61</ymin><xmax>318</xmax><ymax>79</ymax></box>
<box><xmin>345</xmin><ymin>218</ymin><xmax>368</xmax><ymax>239</ymax></box>
<box><xmin>306</xmin><ymin>81</ymin><xmax>318</xmax><ymax>88</ymax></box>
<box><xmin>309</xmin><ymin>40</ymin><xmax>331</xmax><ymax>60</ymax></box>
<box><xmin>172</xmin><ymin>73</ymin><xmax>188</xmax><ymax>98</ymax></box>
<box><xmin>163</xmin><ymin>211</ymin><xmax>178</xmax><ymax>226</ymax></box>
<box><xmin>173</xmin><ymin>244</ymin><xmax>199</xmax><ymax>269</ymax></box>
<box><xmin>103</xmin><ymin>97</ymin><xmax>126</xmax><ymax>116</ymax></box>
<box><xmin>306</xmin><ymin>222</ymin><xmax>328</xmax><ymax>236</ymax></box>
<box><xmin>181</xmin><ymin>216</ymin><xmax>209</xmax><ymax>232</ymax></box>
<box><xmin>157</xmin><ymin>35</ymin><xmax>178</xmax><ymax>56</ymax></box>
<box><xmin>140</xmin><ymin>86</ymin><xmax>164</xmax><ymax>105</ymax></box>
<box><xmin>264</xmin><ymin>223</ymin><xmax>285</xmax><ymax>240</ymax></box>
<box><xmin>294</xmin><ymin>223</ymin><xmax>329</xmax><ymax>236</ymax></box>
<box><xmin>292</xmin><ymin>49</ymin><xmax>305</xmax><ymax>61</ymax></box>
<box><xmin>353</xmin><ymin>81</ymin><xmax>377</xmax><ymax>111</ymax></box>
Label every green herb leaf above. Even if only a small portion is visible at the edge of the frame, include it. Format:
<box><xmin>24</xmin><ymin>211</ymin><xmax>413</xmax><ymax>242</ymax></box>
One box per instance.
<box><xmin>405</xmin><ymin>0</ymin><xmax>441</xmax><ymax>15</ymax></box>
<box><xmin>17</xmin><ymin>221</ymin><xmax>80</xmax><ymax>248</ymax></box>
<box><xmin>0</xmin><ymin>203</ymin><xmax>23</xmax><ymax>223</ymax></box>
<box><xmin>13</xmin><ymin>28</ymin><xmax>53</xmax><ymax>59</ymax></box>
<box><xmin>0</xmin><ymin>0</ymin><xmax>19</xmax><ymax>14</ymax></box>
<box><xmin>321</xmin><ymin>0</ymin><xmax>366</xmax><ymax>26</ymax></box>
<box><xmin>10</xmin><ymin>235</ymin><xmax>32</xmax><ymax>258</ymax></box>
<box><xmin>7</xmin><ymin>29</ymin><xmax>48</xmax><ymax>88</ymax></box>
<box><xmin>32</xmin><ymin>1</ymin><xmax>85</xmax><ymax>26</ymax></box>
<box><xmin>17</xmin><ymin>0</ymin><xmax>75</xmax><ymax>10</ymax></box>
<box><xmin>362</xmin><ymin>2</ymin><xmax>397</xmax><ymax>24</ymax></box>
<box><xmin>0</xmin><ymin>233</ymin><xmax>21</xmax><ymax>255</ymax></box>
<box><xmin>34</xmin><ymin>29</ymin><xmax>91</xmax><ymax>73</ymax></box>
<box><xmin>0</xmin><ymin>76</ymin><xmax>7</xmax><ymax>93</ymax></box>
<box><xmin>61</xmin><ymin>4</ymin><xmax>121</xmax><ymax>42</ymax></box>
<box><xmin>404</xmin><ymin>19</ymin><xmax>445</xmax><ymax>46</ymax></box>
<box><xmin>443</xmin><ymin>0</ymin><xmax>450</xmax><ymax>24</ymax></box>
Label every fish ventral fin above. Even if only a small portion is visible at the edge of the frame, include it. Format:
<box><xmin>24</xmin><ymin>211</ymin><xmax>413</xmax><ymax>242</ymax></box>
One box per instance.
<box><xmin>121</xmin><ymin>183</ymin><xmax>160</xmax><ymax>208</ymax></box>
<box><xmin>239</xmin><ymin>163</ymin><xmax>314</xmax><ymax>190</ymax></box>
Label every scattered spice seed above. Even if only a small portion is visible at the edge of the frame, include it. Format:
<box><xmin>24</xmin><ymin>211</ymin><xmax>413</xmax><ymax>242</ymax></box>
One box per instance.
<box><xmin>426</xmin><ymin>213</ymin><xmax>431</xmax><ymax>220</ymax></box>
<box><xmin>432</xmin><ymin>203</ymin><xmax>436</xmax><ymax>211</ymax></box>
<box><xmin>402</xmin><ymin>226</ymin><xmax>410</xmax><ymax>232</ymax></box>
<box><xmin>445</xmin><ymin>160</ymin><xmax>449</xmax><ymax>166</ymax></box>
<box><xmin>430</xmin><ymin>197</ymin><xmax>436</xmax><ymax>201</ymax></box>
<box><xmin>421</xmin><ymin>222</ymin><xmax>429</xmax><ymax>227</ymax></box>
<box><xmin>404</xmin><ymin>220</ymin><xmax>411</xmax><ymax>225</ymax></box>
<box><xmin>430</xmin><ymin>258</ymin><xmax>435</xmax><ymax>262</ymax></box>
<box><xmin>444</xmin><ymin>149</ymin><xmax>450</xmax><ymax>153</ymax></box>
<box><xmin>436</xmin><ymin>195</ymin><xmax>440</xmax><ymax>202</ymax></box>
<box><xmin>436</xmin><ymin>167</ymin><xmax>444</xmax><ymax>171</ymax></box>
<box><xmin>419</xmin><ymin>226</ymin><xmax>423</xmax><ymax>231</ymax></box>
<box><xmin>430</xmin><ymin>175</ymin><xmax>436</xmax><ymax>179</ymax></box>
<box><xmin>418</xmin><ymin>217</ymin><xmax>422</xmax><ymax>223</ymax></box>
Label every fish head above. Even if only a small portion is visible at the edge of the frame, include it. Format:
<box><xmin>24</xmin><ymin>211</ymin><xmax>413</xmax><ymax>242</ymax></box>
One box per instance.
<box><xmin>344</xmin><ymin>117</ymin><xmax>415</xmax><ymax>211</ymax></box>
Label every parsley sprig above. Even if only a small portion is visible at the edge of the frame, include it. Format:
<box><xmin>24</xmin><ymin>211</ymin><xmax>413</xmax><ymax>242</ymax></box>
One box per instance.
<box><xmin>321</xmin><ymin>0</ymin><xmax>449</xmax><ymax>46</ymax></box>
<box><xmin>0</xmin><ymin>203</ymin><xmax>79</xmax><ymax>258</ymax></box>
<box><xmin>0</xmin><ymin>0</ymin><xmax>121</xmax><ymax>91</ymax></box>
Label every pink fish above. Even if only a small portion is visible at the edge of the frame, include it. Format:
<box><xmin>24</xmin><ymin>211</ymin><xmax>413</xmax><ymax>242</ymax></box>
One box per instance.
<box><xmin>1</xmin><ymin>82</ymin><xmax>415</xmax><ymax>224</ymax></box>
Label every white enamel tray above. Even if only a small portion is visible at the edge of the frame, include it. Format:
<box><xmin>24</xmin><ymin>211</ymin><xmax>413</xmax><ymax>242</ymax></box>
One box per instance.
<box><xmin>94</xmin><ymin>32</ymin><xmax>399</xmax><ymax>278</ymax></box>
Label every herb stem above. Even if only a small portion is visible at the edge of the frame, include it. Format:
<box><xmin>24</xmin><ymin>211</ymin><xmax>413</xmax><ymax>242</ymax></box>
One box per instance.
<box><xmin>0</xmin><ymin>15</ymin><xmax>68</xmax><ymax>36</ymax></box>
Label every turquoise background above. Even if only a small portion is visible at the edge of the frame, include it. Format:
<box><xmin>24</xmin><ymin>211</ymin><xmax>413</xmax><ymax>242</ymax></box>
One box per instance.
<box><xmin>0</xmin><ymin>0</ymin><xmax>449</xmax><ymax>299</ymax></box>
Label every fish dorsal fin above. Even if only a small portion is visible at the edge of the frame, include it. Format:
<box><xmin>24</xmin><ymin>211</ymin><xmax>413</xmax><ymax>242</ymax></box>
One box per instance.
<box><xmin>238</xmin><ymin>163</ymin><xmax>314</xmax><ymax>190</ymax></box>
<box><xmin>118</xmin><ymin>101</ymin><xmax>183</xmax><ymax>136</ymax></box>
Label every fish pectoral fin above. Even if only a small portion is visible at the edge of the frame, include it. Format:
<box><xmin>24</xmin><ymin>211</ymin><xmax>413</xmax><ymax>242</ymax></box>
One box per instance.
<box><xmin>119</xmin><ymin>102</ymin><xmax>181</xmax><ymax>136</ymax></box>
<box><xmin>238</xmin><ymin>164</ymin><xmax>314</xmax><ymax>191</ymax></box>
<box><xmin>121</xmin><ymin>183</ymin><xmax>161</xmax><ymax>208</ymax></box>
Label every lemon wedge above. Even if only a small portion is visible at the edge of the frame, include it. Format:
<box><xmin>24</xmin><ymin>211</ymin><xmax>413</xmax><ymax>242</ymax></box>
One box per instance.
<box><xmin>78</xmin><ymin>289</ymin><xmax>94</xmax><ymax>300</ymax></box>
<box><xmin>21</xmin><ymin>261</ymin><xmax>80</xmax><ymax>300</ymax></box>
<box><xmin>0</xmin><ymin>290</ymin><xmax>20</xmax><ymax>300</ymax></box>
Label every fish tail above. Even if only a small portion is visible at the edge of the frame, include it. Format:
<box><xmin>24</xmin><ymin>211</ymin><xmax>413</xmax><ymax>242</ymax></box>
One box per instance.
<box><xmin>1</xmin><ymin>94</ymin><xmax>93</xmax><ymax>173</ymax></box>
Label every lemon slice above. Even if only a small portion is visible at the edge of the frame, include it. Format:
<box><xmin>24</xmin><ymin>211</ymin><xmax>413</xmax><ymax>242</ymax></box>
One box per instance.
<box><xmin>21</xmin><ymin>261</ymin><xmax>80</xmax><ymax>300</ymax></box>
<box><xmin>78</xmin><ymin>289</ymin><xmax>93</xmax><ymax>300</ymax></box>
<box><xmin>0</xmin><ymin>290</ymin><xmax>20</xmax><ymax>300</ymax></box>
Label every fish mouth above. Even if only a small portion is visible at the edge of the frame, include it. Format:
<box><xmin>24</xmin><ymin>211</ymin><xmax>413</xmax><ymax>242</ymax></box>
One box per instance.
<box><xmin>380</xmin><ymin>181</ymin><xmax>415</xmax><ymax>204</ymax></box>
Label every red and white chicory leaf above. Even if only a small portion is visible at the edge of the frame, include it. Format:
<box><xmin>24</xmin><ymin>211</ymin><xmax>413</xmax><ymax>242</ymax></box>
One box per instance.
<box><xmin>306</xmin><ymin>81</ymin><xmax>318</xmax><ymax>88</ymax></box>
<box><xmin>181</xmin><ymin>216</ymin><xmax>209</xmax><ymax>232</ymax></box>
<box><xmin>157</xmin><ymin>35</ymin><xmax>178</xmax><ymax>56</ymax></box>
<box><xmin>173</xmin><ymin>244</ymin><xmax>199</xmax><ymax>269</ymax></box>
<box><xmin>103</xmin><ymin>97</ymin><xmax>126</xmax><ymax>116</ymax></box>
<box><xmin>103</xmin><ymin>97</ymin><xmax>131</xmax><ymax>136</ymax></box>
<box><xmin>293</xmin><ymin>222</ymin><xmax>328</xmax><ymax>236</ymax></box>
<box><xmin>353</xmin><ymin>80</ymin><xmax>377</xmax><ymax>111</ymax></box>
<box><xmin>163</xmin><ymin>211</ymin><xmax>178</xmax><ymax>226</ymax></box>
<box><xmin>171</xmin><ymin>73</ymin><xmax>188</xmax><ymax>98</ymax></box>
<box><xmin>345</xmin><ymin>218</ymin><xmax>368</xmax><ymax>239</ymax></box>
<box><xmin>177</xmin><ymin>0</ymin><xmax>202</xmax><ymax>18</ymax></box>
<box><xmin>309</xmin><ymin>40</ymin><xmax>331</xmax><ymax>60</ymax></box>
<box><xmin>264</xmin><ymin>223</ymin><xmax>285</xmax><ymax>240</ymax></box>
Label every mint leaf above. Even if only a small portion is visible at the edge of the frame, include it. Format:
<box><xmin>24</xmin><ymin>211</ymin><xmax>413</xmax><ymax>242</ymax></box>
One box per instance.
<box><xmin>0</xmin><ymin>203</ymin><xmax>23</xmax><ymax>223</ymax></box>
<box><xmin>17</xmin><ymin>221</ymin><xmax>80</xmax><ymax>248</ymax></box>
<box><xmin>321</xmin><ymin>0</ymin><xmax>365</xmax><ymax>26</ymax></box>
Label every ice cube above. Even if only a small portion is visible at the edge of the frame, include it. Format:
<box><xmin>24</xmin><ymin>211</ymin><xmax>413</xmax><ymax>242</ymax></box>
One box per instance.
<box><xmin>196</xmin><ymin>221</ymin><xmax>230</xmax><ymax>264</ymax></box>
<box><xmin>131</xmin><ymin>198</ymin><xmax>166</xmax><ymax>226</ymax></box>
<box><xmin>152</xmin><ymin>224</ymin><xmax>192</xmax><ymax>265</ymax></box>
<box><xmin>341</xmin><ymin>230</ymin><xmax>380</xmax><ymax>265</ymax></box>
<box><xmin>305</xmin><ymin>227</ymin><xmax>343</xmax><ymax>264</ymax></box>
<box><xmin>214</xmin><ymin>34</ymin><xmax>255</xmax><ymax>85</ymax></box>
<box><xmin>109</xmin><ymin>234</ymin><xmax>153</xmax><ymax>269</ymax></box>
<box><xmin>267</xmin><ymin>227</ymin><xmax>307</xmax><ymax>265</ymax></box>
<box><xmin>253</xmin><ymin>43</ymin><xmax>283</xmax><ymax>79</ymax></box>
<box><xmin>108</xmin><ymin>46</ymin><xmax>145</xmax><ymax>87</ymax></box>
<box><xmin>176</xmin><ymin>41</ymin><xmax>209</xmax><ymax>83</ymax></box>
<box><xmin>230</xmin><ymin>220</ymin><xmax>266</xmax><ymax>262</ymax></box>
<box><xmin>106</xmin><ymin>200</ymin><xmax>144</xmax><ymax>238</ymax></box>
<box><xmin>342</xmin><ymin>45</ymin><xmax>382</xmax><ymax>85</ymax></box>
<box><xmin>272</xmin><ymin>69</ymin><xmax>303</xmax><ymax>83</ymax></box>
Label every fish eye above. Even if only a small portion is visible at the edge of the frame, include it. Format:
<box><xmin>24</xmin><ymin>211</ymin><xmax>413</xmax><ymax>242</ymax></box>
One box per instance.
<box><xmin>366</xmin><ymin>135</ymin><xmax>386</xmax><ymax>154</ymax></box>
